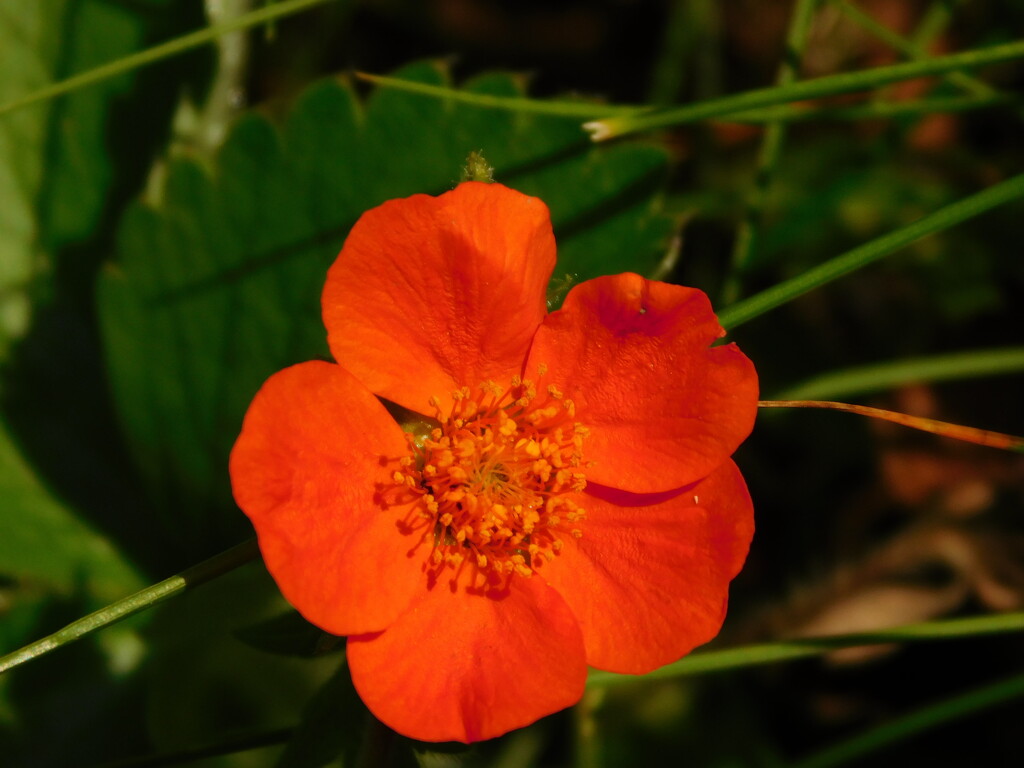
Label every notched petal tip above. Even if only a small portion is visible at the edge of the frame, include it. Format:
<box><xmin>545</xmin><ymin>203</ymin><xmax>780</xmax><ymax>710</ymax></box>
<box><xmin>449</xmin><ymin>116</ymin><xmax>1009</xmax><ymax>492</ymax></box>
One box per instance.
<box><xmin>529</xmin><ymin>273</ymin><xmax>759</xmax><ymax>493</ymax></box>
<box><xmin>322</xmin><ymin>182</ymin><xmax>556</xmax><ymax>414</ymax></box>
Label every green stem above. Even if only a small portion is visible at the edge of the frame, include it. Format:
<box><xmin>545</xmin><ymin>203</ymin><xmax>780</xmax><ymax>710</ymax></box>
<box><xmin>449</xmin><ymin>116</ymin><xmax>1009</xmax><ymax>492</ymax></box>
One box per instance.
<box><xmin>717</xmin><ymin>170</ymin><xmax>1024</xmax><ymax>330</ymax></box>
<box><xmin>0</xmin><ymin>539</ymin><xmax>260</xmax><ymax>675</ymax></box>
<box><xmin>793</xmin><ymin>669</ymin><xmax>1024</xmax><ymax>768</ymax></box>
<box><xmin>726</xmin><ymin>93</ymin><xmax>1016</xmax><ymax>123</ymax></box>
<box><xmin>574</xmin><ymin>688</ymin><xmax>604</xmax><ymax>768</ymax></box>
<box><xmin>355</xmin><ymin>72</ymin><xmax>648</xmax><ymax>118</ymax></box>
<box><xmin>773</xmin><ymin>347</ymin><xmax>1024</xmax><ymax>400</ymax></box>
<box><xmin>911</xmin><ymin>1</ymin><xmax>957</xmax><ymax>51</ymax></box>
<box><xmin>585</xmin><ymin>38</ymin><xmax>1024</xmax><ymax>140</ymax></box>
<box><xmin>350</xmin><ymin>76</ymin><xmax>1015</xmax><ymax>126</ymax></box>
<box><xmin>834</xmin><ymin>0</ymin><xmax>1001</xmax><ymax>104</ymax></box>
<box><xmin>586</xmin><ymin>610</ymin><xmax>1024</xmax><ymax>688</ymax></box>
<box><xmin>722</xmin><ymin>0</ymin><xmax>819</xmax><ymax>305</ymax></box>
<box><xmin>0</xmin><ymin>0</ymin><xmax>338</xmax><ymax>117</ymax></box>
<box><xmin>647</xmin><ymin>0</ymin><xmax>696</xmax><ymax>105</ymax></box>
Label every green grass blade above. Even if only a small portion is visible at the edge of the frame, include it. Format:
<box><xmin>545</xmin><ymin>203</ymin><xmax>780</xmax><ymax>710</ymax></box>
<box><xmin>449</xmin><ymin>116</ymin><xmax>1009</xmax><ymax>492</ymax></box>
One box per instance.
<box><xmin>0</xmin><ymin>0</ymin><xmax>338</xmax><ymax>118</ymax></box>
<box><xmin>727</xmin><ymin>93</ymin><xmax>1017</xmax><ymax>123</ymax></box>
<box><xmin>355</xmin><ymin>72</ymin><xmax>649</xmax><ymax>118</ymax></box>
<box><xmin>723</xmin><ymin>0</ymin><xmax>819</xmax><ymax>305</ymax></box>
<box><xmin>717</xmin><ymin>171</ymin><xmax>1024</xmax><ymax>330</ymax></box>
<box><xmin>911</xmin><ymin>0</ymin><xmax>957</xmax><ymax>50</ymax></box>
<box><xmin>773</xmin><ymin>348</ymin><xmax>1024</xmax><ymax>400</ymax></box>
<box><xmin>646</xmin><ymin>0</ymin><xmax>698</xmax><ymax>105</ymax></box>
<box><xmin>585</xmin><ymin>38</ymin><xmax>1024</xmax><ymax>140</ymax></box>
<box><xmin>586</xmin><ymin>611</ymin><xmax>1024</xmax><ymax>688</ymax></box>
<box><xmin>354</xmin><ymin>74</ymin><xmax>1016</xmax><ymax>126</ymax></box>
<box><xmin>0</xmin><ymin>539</ymin><xmax>259</xmax><ymax>675</ymax></box>
<box><xmin>834</xmin><ymin>0</ymin><xmax>1003</xmax><ymax>104</ymax></box>
<box><xmin>793</xmin><ymin>669</ymin><xmax>1024</xmax><ymax>768</ymax></box>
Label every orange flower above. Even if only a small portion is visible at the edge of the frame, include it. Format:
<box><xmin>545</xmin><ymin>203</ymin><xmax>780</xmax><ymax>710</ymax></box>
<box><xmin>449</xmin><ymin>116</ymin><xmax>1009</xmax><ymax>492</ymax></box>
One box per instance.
<box><xmin>230</xmin><ymin>182</ymin><xmax>758</xmax><ymax>743</ymax></box>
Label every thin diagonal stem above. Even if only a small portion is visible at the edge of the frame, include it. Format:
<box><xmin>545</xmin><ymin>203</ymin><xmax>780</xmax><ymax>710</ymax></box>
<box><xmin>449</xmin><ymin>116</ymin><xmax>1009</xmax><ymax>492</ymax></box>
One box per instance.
<box><xmin>587</xmin><ymin>611</ymin><xmax>1024</xmax><ymax>688</ymax></box>
<box><xmin>647</xmin><ymin>0</ymin><xmax>696</xmax><ymax>105</ymax></box>
<box><xmin>757</xmin><ymin>400</ymin><xmax>1024</xmax><ymax>451</ymax></box>
<box><xmin>585</xmin><ymin>38</ymin><xmax>1024</xmax><ymax>140</ymax></box>
<box><xmin>0</xmin><ymin>0</ymin><xmax>338</xmax><ymax>117</ymax></box>
<box><xmin>0</xmin><ymin>539</ymin><xmax>260</xmax><ymax>675</ymax></box>
<box><xmin>772</xmin><ymin>347</ymin><xmax>1024</xmax><ymax>400</ymax></box>
<box><xmin>726</xmin><ymin>93</ymin><xmax>1016</xmax><ymax>123</ymax></box>
<box><xmin>793</xmin><ymin>670</ymin><xmax>1024</xmax><ymax>768</ymax></box>
<box><xmin>355</xmin><ymin>72</ymin><xmax>647</xmax><ymax>118</ymax></box>
<box><xmin>834</xmin><ymin>0</ymin><xmax>1003</xmax><ymax>103</ymax></box>
<box><xmin>717</xmin><ymin>170</ymin><xmax>1024</xmax><ymax>329</ymax></box>
<box><xmin>722</xmin><ymin>0</ymin><xmax>819</xmax><ymax>305</ymax></box>
<box><xmin>911</xmin><ymin>1</ymin><xmax>956</xmax><ymax>50</ymax></box>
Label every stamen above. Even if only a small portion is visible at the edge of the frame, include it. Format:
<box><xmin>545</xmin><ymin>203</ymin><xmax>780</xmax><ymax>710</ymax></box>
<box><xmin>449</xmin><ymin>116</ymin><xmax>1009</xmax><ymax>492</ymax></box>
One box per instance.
<box><xmin>389</xmin><ymin>368</ymin><xmax>589</xmax><ymax>584</ymax></box>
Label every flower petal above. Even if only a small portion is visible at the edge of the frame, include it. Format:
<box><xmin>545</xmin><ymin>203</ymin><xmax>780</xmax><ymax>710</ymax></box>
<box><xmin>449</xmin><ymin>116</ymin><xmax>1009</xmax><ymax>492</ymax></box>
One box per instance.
<box><xmin>528</xmin><ymin>273</ymin><xmax>758</xmax><ymax>493</ymax></box>
<box><xmin>541</xmin><ymin>460</ymin><xmax>754</xmax><ymax>674</ymax></box>
<box><xmin>347</xmin><ymin>575</ymin><xmax>587</xmax><ymax>743</ymax></box>
<box><xmin>229</xmin><ymin>361</ymin><xmax>423</xmax><ymax>636</ymax></box>
<box><xmin>323</xmin><ymin>182</ymin><xmax>556</xmax><ymax>415</ymax></box>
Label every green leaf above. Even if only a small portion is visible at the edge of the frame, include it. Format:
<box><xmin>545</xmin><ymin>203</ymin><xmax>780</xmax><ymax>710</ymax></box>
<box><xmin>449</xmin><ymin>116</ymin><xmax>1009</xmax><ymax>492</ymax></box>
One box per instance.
<box><xmin>0</xmin><ymin>418</ymin><xmax>141</xmax><ymax>600</ymax></box>
<box><xmin>0</xmin><ymin>0</ymin><xmax>171</xmax><ymax>360</ymax></box>
<box><xmin>98</xmin><ymin>61</ymin><xmax>674</xmax><ymax>547</ymax></box>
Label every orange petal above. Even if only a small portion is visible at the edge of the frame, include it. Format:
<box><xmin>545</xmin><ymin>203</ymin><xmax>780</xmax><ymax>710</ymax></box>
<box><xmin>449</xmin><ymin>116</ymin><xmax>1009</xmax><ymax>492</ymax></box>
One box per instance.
<box><xmin>322</xmin><ymin>182</ymin><xmax>556</xmax><ymax>415</ymax></box>
<box><xmin>229</xmin><ymin>361</ymin><xmax>423</xmax><ymax>636</ymax></box>
<box><xmin>541</xmin><ymin>460</ymin><xmax>754</xmax><ymax>674</ymax></box>
<box><xmin>528</xmin><ymin>273</ymin><xmax>758</xmax><ymax>493</ymax></box>
<box><xmin>347</xmin><ymin>575</ymin><xmax>587</xmax><ymax>743</ymax></box>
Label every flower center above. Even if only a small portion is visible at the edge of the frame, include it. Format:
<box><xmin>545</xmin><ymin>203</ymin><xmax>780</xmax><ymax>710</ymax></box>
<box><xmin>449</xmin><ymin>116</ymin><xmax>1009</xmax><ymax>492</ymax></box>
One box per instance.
<box><xmin>392</xmin><ymin>369</ymin><xmax>588</xmax><ymax>583</ymax></box>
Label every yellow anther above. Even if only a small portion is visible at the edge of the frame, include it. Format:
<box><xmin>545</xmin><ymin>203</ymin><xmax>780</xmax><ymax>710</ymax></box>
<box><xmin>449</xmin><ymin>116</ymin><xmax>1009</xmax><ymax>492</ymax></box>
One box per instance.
<box><xmin>396</xmin><ymin>372</ymin><xmax>588</xmax><ymax>581</ymax></box>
